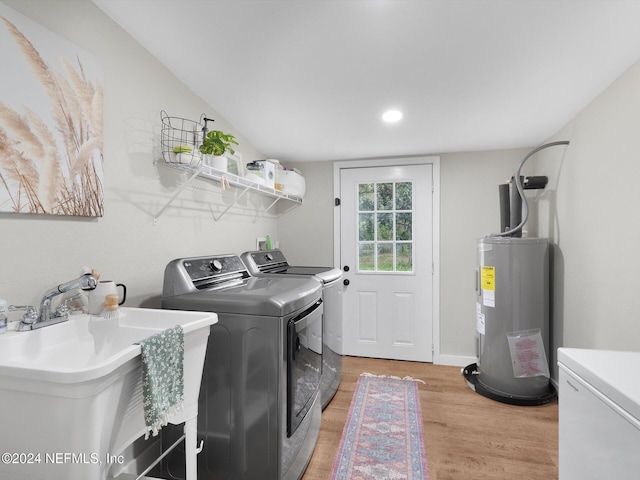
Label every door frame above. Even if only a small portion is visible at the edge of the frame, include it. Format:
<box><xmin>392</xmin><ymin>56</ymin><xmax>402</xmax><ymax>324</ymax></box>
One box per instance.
<box><xmin>333</xmin><ymin>156</ymin><xmax>441</xmax><ymax>364</ymax></box>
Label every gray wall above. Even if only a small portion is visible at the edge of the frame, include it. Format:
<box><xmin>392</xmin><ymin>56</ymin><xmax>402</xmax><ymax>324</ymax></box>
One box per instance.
<box><xmin>532</xmin><ymin>59</ymin><xmax>640</xmax><ymax>375</ymax></box>
<box><xmin>278</xmin><ymin>161</ymin><xmax>335</xmax><ymax>267</ymax></box>
<box><xmin>1</xmin><ymin>0</ymin><xmax>276</xmax><ymax>318</ymax></box>
<box><xmin>438</xmin><ymin>148</ymin><xmax>532</xmax><ymax>361</ymax></box>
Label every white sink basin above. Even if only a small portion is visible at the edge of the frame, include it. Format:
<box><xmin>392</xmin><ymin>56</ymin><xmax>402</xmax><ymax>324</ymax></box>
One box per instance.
<box><xmin>0</xmin><ymin>307</ymin><xmax>213</xmax><ymax>383</ymax></box>
<box><xmin>0</xmin><ymin>307</ymin><xmax>217</xmax><ymax>480</ymax></box>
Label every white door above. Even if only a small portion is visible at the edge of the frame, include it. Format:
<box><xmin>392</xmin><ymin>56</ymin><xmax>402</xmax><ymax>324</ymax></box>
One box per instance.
<box><xmin>339</xmin><ymin>164</ymin><xmax>434</xmax><ymax>362</ymax></box>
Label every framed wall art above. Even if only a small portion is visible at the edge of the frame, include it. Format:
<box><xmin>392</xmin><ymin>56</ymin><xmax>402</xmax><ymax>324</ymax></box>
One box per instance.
<box><xmin>0</xmin><ymin>3</ymin><xmax>104</xmax><ymax>217</ymax></box>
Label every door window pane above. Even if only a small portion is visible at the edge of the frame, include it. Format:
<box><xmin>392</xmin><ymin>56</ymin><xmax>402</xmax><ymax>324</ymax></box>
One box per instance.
<box><xmin>359</xmin><ymin>183</ymin><xmax>374</xmax><ymax>211</ymax></box>
<box><xmin>359</xmin><ymin>213</ymin><xmax>374</xmax><ymax>241</ymax></box>
<box><xmin>377</xmin><ymin>213</ymin><xmax>393</xmax><ymax>241</ymax></box>
<box><xmin>377</xmin><ymin>244</ymin><xmax>393</xmax><ymax>271</ymax></box>
<box><xmin>359</xmin><ymin>244</ymin><xmax>375</xmax><ymax>271</ymax></box>
<box><xmin>396</xmin><ymin>182</ymin><xmax>412</xmax><ymax>210</ymax></box>
<box><xmin>396</xmin><ymin>244</ymin><xmax>412</xmax><ymax>271</ymax></box>
<box><xmin>377</xmin><ymin>183</ymin><xmax>393</xmax><ymax>210</ymax></box>
<box><xmin>356</xmin><ymin>180</ymin><xmax>414</xmax><ymax>273</ymax></box>
<box><xmin>396</xmin><ymin>213</ymin><xmax>412</xmax><ymax>241</ymax></box>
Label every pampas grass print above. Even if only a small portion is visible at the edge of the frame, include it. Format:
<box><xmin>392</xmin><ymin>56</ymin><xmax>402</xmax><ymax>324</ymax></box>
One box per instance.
<box><xmin>0</xmin><ymin>15</ymin><xmax>103</xmax><ymax>216</ymax></box>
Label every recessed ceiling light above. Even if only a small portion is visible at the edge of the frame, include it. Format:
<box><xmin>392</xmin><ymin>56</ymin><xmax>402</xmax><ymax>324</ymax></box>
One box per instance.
<box><xmin>382</xmin><ymin>109</ymin><xmax>403</xmax><ymax>123</ymax></box>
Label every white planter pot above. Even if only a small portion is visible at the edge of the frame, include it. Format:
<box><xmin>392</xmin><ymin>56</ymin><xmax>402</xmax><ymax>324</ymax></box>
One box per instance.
<box><xmin>204</xmin><ymin>155</ymin><xmax>228</xmax><ymax>171</ymax></box>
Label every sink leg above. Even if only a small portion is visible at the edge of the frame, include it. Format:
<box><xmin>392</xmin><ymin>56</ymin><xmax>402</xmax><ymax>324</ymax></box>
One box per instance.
<box><xmin>184</xmin><ymin>418</ymin><xmax>198</xmax><ymax>480</ymax></box>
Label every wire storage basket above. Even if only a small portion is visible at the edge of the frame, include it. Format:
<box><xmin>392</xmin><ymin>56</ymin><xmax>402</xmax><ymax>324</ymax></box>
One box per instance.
<box><xmin>160</xmin><ymin>111</ymin><xmax>204</xmax><ymax>167</ymax></box>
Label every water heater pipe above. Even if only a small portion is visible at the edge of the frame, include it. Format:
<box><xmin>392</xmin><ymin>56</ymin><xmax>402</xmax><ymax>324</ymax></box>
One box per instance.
<box><xmin>489</xmin><ymin>140</ymin><xmax>570</xmax><ymax>237</ymax></box>
<box><xmin>498</xmin><ymin>183</ymin><xmax>510</xmax><ymax>233</ymax></box>
<box><xmin>509</xmin><ymin>175</ymin><xmax>523</xmax><ymax>238</ymax></box>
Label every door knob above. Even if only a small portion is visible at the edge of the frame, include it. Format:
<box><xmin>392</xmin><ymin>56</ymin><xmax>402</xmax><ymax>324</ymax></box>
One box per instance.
<box><xmin>343</xmin><ymin>279</ymin><xmax>350</xmax><ymax>286</ymax></box>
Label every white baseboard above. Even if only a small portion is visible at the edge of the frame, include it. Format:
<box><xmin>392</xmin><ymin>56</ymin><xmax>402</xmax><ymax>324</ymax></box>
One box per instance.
<box><xmin>435</xmin><ymin>354</ymin><xmax>476</xmax><ymax>367</ymax></box>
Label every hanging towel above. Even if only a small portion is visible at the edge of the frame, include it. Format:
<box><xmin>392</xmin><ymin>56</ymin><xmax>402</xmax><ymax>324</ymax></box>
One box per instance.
<box><xmin>136</xmin><ymin>325</ymin><xmax>184</xmax><ymax>438</ymax></box>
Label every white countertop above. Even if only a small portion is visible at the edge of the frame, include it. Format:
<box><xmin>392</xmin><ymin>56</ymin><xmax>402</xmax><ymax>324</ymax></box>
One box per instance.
<box><xmin>558</xmin><ymin>347</ymin><xmax>640</xmax><ymax>422</ymax></box>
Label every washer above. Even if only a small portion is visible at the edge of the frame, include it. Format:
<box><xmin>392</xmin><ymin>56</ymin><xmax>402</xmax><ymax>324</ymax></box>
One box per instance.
<box><xmin>241</xmin><ymin>249</ymin><xmax>343</xmax><ymax>409</ymax></box>
<box><xmin>161</xmin><ymin>254</ymin><xmax>323</xmax><ymax>480</ymax></box>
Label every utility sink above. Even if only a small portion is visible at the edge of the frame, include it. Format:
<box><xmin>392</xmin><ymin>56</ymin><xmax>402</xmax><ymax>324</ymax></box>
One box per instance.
<box><xmin>0</xmin><ymin>307</ymin><xmax>217</xmax><ymax>480</ymax></box>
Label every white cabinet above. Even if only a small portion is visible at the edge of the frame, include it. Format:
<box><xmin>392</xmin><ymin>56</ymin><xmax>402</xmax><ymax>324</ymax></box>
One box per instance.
<box><xmin>558</xmin><ymin>348</ymin><xmax>640</xmax><ymax>480</ymax></box>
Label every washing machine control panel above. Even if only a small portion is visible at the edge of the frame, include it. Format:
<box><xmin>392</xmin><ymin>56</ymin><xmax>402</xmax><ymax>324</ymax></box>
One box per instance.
<box><xmin>243</xmin><ymin>249</ymin><xmax>289</xmax><ymax>274</ymax></box>
<box><xmin>182</xmin><ymin>255</ymin><xmax>247</xmax><ymax>283</ymax></box>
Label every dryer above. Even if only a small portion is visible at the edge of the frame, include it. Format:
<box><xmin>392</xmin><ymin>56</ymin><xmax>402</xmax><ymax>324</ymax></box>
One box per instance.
<box><xmin>241</xmin><ymin>249</ymin><xmax>343</xmax><ymax>408</ymax></box>
<box><xmin>161</xmin><ymin>254</ymin><xmax>323</xmax><ymax>480</ymax></box>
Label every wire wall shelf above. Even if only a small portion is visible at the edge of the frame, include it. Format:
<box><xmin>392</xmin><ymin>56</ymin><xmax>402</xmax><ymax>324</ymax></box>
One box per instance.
<box><xmin>154</xmin><ymin>161</ymin><xmax>303</xmax><ymax>224</ymax></box>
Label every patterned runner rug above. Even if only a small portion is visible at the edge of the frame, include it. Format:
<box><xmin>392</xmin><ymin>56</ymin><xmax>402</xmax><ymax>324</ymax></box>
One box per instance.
<box><xmin>330</xmin><ymin>373</ymin><xmax>430</xmax><ymax>480</ymax></box>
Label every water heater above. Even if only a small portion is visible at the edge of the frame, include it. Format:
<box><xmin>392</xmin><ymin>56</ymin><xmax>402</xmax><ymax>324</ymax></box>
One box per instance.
<box><xmin>463</xmin><ymin>141</ymin><xmax>569</xmax><ymax>405</ymax></box>
<box><xmin>468</xmin><ymin>236</ymin><xmax>554</xmax><ymax>404</ymax></box>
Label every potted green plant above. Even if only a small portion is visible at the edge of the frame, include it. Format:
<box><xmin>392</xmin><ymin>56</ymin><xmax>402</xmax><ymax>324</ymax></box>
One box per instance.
<box><xmin>199</xmin><ymin>130</ymin><xmax>239</xmax><ymax>171</ymax></box>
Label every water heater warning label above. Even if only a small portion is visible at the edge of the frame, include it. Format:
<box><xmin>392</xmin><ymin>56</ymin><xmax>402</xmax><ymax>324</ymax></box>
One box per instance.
<box><xmin>481</xmin><ymin>266</ymin><xmax>495</xmax><ymax>307</ymax></box>
<box><xmin>481</xmin><ymin>266</ymin><xmax>495</xmax><ymax>290</ymax></box>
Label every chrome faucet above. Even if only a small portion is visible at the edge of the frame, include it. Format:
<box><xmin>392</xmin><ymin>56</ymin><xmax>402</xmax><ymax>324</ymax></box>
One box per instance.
<box><xmin>12</xmin><ymin>271</ymin><xmax>99</xmax><ymax>331</ymax></box>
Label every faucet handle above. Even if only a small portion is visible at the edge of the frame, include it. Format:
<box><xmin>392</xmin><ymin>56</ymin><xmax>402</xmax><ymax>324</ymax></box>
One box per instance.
<box><xmin>55</xmin><ymin>301</ymin><xmax>70</xmax><ymax>317</ymax></box>
<box><xmin>9</xmin><ymin>305</ymin><xmax>38</xmax><ymax>324</ymax></box>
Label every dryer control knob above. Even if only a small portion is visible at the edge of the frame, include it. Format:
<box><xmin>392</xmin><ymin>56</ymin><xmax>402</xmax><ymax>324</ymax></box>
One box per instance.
<box><xmin>210</xmin><ymin>259</ymin><xmax>223</xmax><ymax>273</ymax></box>
<box><xmin>265</xmin><ymin>253</ymin><xmax>274</xmax><ymax>262</ymax></box>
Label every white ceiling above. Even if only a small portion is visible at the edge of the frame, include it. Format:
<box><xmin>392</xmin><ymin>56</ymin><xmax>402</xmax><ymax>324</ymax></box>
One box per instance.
<box><xmin>93</xmin><ymin>0</ymin><xmax>640</xmax><ymax>163</ymax></box>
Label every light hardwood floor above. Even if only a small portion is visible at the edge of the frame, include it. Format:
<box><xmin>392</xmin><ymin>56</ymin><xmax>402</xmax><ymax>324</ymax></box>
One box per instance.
<box><xmin>303</xmin><ymin>356</ymin><xmax>558</xmax><ymax>480</ymax></box>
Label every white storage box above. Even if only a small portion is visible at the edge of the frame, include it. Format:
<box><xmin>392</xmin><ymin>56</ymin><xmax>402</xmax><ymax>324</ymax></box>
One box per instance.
<box><xmin>278</xmin><ymin>169</ymin><xmax>306</xmax><ymax>198</ymax></box>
